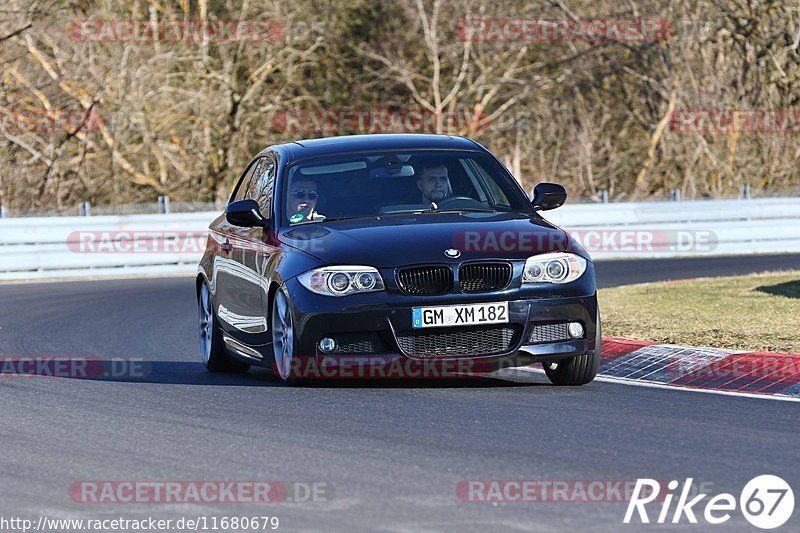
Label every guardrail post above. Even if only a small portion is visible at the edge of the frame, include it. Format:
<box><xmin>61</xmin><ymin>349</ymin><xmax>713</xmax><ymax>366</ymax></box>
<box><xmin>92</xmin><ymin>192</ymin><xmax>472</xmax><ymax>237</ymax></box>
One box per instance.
<box><xmin>79</xmin><ymin>201</ymin><xmax>91</xmax><ymax>216</ymax></box>
<box><xmin>742</xmin><ymin>184</ymin><xmax>751</xmax><ymax>199</ymax></box>
<box><xmin>158</xmin><ymin>195</ymin><xmax>170</xmax><ymax>214</ymax></box>
<box><xmin>671</xmin><ymin>188</ymin><xmax>681</xmax><ymax>201</ymax></box>
<box><xmin>599</xmin><ymin>190</ymin><xmax>609</xmax><ymax>203</ymax></box>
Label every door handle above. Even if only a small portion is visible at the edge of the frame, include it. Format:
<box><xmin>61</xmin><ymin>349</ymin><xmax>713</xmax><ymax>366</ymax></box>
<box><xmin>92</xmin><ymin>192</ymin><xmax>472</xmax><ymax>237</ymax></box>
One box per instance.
<box><xmin>221</xmin><ymin>239</ymin><xmax>233</xmax><ymax>254</ymax></box>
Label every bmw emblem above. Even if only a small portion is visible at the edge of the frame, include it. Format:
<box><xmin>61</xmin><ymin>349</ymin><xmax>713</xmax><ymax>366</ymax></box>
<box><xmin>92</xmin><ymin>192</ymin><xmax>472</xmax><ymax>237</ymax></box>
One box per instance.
<box><xmin>444</xmin><ymin>248</ymin><xmax>461</xmax><ymax>258</ymax></box>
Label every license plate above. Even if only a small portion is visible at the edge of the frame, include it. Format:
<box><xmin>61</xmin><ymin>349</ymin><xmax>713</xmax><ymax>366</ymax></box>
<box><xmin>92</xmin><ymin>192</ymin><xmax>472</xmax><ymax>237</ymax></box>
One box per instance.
<box><xmin>412</xmin><ymin>302</ymin><xmax>509</xmax><ymax>329</ymax></box>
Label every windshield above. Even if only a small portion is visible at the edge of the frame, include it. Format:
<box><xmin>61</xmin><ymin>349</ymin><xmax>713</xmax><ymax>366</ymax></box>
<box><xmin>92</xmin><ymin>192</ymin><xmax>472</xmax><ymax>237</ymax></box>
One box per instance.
<box><xmin>282</xmin><ymin>150</ymin><xmax>531</xmax><ymax>225</ymax></box>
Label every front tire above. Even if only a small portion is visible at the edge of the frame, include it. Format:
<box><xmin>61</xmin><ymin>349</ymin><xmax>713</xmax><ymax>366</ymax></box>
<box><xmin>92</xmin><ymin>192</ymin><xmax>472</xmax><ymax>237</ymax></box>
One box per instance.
<box><xmin>198</xmin><ymin>280</ymin><xmax>250</xmax><ymax>373</ymax></box>
<box><xmin>271</xmin><ymin>288</ymin><xmax>299</xmax><ymax>383</ymax></box>
<box><xmin>543</xmin><ymin>314</ymin><xmax>601</xmax><ymax>386</ymax></box>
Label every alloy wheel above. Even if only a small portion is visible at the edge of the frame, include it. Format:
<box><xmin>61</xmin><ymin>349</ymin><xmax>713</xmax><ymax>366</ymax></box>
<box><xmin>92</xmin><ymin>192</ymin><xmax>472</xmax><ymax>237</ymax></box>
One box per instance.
<box><xmin>272</xmin><ymin>290</ymin><xmax>295</xmax><ymax>380</ymax></box>
<box><xmin>198</xmin><ymin>282</ymin><xmax>213</xmax><ymax>365</ymax></box>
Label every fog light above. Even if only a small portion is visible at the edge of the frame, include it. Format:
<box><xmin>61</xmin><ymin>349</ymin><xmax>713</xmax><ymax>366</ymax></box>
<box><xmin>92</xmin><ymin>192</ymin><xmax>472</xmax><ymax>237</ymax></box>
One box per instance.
<box><xmin>318</xmin><ymin>337</ymin><xmax>337</xmax><ymax>353</ymax></box>
<box><xmin>568</xmin><ymin>322</ymin><xmax>584</xmax><ymax>338</ymax></box>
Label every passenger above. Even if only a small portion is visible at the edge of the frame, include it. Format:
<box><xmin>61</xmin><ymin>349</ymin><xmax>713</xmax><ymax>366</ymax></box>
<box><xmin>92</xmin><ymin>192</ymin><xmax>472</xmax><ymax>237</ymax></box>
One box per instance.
<box><xmin>287</xmin><ymin>178</ymin><xmax>323</xmax><ymax>223</ymax></box>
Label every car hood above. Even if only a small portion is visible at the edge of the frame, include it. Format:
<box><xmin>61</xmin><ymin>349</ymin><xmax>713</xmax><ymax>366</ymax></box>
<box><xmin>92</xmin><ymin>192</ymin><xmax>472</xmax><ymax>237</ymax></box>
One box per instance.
<box><xmin>278</xmin><ymin>212</ymin><xmax>572</xmax><ymax>267</ymax></box>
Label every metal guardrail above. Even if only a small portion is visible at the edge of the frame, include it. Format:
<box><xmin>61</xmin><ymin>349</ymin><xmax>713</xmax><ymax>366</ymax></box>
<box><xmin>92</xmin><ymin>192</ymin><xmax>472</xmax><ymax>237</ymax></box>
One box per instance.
<box><xmin>0</xmin><ymin>213</ymin><xmax>211</xmax><ymax>280</ymax></box>
<box><xmin>0</xmin><ymin>198</ymin><xmax>797</xmax><ymax>279</ymax></box>
<box><xmin>544</xmin><ymin>197</ymin><xmax>800</xmax><ymax>259</ymax></box>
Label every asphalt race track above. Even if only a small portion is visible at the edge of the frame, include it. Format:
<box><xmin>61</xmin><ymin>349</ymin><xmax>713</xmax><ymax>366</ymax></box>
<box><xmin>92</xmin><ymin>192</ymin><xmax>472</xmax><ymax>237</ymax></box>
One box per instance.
<box><xmin>595</xmin><ymin>253</ymin><xmax>800</xmax><ymax>288</ymax></box>
<box><xmin>0</xmin><ymin>254</ymin><xmax>798</xmax><ymax>532</ymax></box>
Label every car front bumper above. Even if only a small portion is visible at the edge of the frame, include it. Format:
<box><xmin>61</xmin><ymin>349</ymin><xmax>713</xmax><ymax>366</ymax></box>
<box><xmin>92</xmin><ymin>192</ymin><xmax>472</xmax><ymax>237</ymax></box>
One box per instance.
<box><xmin>281</xmin><ymin>277</ymin><xmax>599</xmax><ymax>376</ymax></box>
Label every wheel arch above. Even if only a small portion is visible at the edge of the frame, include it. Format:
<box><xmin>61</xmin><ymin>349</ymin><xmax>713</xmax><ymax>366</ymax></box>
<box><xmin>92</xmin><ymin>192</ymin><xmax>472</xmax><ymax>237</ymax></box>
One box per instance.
<box><xmin>266</xmin><ymin>281</ymin><xmax>281</xmax><ymax>330</ymax></box>
<box><xmin>195</xmin><ymin>272</ymin><xmax>208</xmax><ymax>303</ymax></box>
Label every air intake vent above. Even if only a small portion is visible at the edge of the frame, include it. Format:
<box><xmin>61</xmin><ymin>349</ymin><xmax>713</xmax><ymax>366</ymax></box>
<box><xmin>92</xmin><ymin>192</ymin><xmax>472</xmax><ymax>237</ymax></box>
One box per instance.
<box><xmin>397</xmin><ymin>266</ymin><xmax>453</xmax><ymax>295</ymax></box>
<box><xmin>459</xmin><ymin>262</ymin><xmax>512</xmax><ymax>293</ymax></box>
<box><xmin>396</xmin><ymin>325</ymin><xmax>519</xmax><ymax>358</ymax></box>
<box><xmin>333</xmin><ymin>333</ymin><xmax>384</xmax><ymax>354</ymax></box>
<box><xmin>527</xmin><ymin>322</ymin><xmax>571</xmax><ymax>344</ymax></box>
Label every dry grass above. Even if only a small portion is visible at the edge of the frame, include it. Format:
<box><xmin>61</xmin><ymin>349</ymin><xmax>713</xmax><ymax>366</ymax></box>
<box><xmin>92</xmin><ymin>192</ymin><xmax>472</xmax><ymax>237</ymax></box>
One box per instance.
<box><xmin>598</xmin><ymin>271</ymin><xmax>800</xmax><ymax>353</ymax></box>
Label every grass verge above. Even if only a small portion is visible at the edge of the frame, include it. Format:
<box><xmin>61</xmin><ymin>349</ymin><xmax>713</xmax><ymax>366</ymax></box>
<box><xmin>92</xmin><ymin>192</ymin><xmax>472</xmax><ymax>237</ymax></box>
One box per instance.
<box><xmin>598</xmin><ymin>270</ymin><xmax>800</xmax><ymax>353</ymax></box>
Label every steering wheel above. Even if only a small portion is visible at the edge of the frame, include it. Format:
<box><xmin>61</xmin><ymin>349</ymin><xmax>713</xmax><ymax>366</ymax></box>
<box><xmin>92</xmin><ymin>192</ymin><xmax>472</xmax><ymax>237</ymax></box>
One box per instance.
<box><xmin>435</xmin><ymin>195</ymin><xmax>484</xmax><ymax>208</ymax></box>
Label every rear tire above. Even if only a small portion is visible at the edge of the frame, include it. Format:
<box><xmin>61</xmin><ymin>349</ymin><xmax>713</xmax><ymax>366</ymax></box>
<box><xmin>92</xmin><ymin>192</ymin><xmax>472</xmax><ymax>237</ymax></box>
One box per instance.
<box><xmin>543</xmin><ymin>313</ymin><xmax>601</xmax><ymax>385</ymax></box>
<box><xmin>198</xmin><ymin>280</ymin><xmax>250</xmax><ymax>373</ymax></box>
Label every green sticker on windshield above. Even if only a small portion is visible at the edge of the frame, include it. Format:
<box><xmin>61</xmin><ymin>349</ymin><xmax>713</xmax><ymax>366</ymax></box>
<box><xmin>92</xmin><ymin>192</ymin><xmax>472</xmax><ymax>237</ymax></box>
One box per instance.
<box><xmin>289</xmin><ymin>213</ymin><xmax>305</xmax><ymax>223</ymax></box>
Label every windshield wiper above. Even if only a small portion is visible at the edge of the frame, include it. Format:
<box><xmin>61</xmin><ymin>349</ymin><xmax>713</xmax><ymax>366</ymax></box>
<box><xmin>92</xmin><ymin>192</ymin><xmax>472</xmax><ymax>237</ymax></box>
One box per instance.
<box><xmin>293</xmin><ymin>208</ymin><xmax>500</xmax><ymax>225</ymax></box>
<box><xmin>313</xmin><ymin>215</ymin><xmax>378</xmax><ymax>223</ymax></box>
<box><xmin>421</xmin><ymin>207</ymin><xmax>497</xmax><ymax>214</ymax></box>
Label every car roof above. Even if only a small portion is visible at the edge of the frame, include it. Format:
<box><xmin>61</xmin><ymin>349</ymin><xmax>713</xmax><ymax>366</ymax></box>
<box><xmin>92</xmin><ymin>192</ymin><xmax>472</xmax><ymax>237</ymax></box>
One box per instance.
<box><xmin>262</xmin><ymin>134</ymin><xmax>485</xmax><ymax>163</ymax></box>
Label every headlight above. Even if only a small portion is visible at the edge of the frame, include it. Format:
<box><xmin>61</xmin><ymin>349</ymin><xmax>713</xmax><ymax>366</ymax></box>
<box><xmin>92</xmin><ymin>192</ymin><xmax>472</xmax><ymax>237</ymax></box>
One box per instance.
<box><xmin>523</xmin><ymin>252</ymin><xmax>586</xmax><ymax>284</ymax></box>
<box><xmin>298</xmin><ymin>266</ymin><xmax>385</xmax><ymax>296</ymax></box>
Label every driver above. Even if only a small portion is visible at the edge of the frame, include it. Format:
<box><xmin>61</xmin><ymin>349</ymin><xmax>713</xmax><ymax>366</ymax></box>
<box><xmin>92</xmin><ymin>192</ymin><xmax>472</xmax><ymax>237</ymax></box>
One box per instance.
<box><xmin>417</xmin><ymin>160</ymin><xmax>452</xmax><ymax>205</ymax></box>
<box><xmin>287</xmin><ymin>177</ymin><xmax>324</xmax><ymax>223</ymax></box>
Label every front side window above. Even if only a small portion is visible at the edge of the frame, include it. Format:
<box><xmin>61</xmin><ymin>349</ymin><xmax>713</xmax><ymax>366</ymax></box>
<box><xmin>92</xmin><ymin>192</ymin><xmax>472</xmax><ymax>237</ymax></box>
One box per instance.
<box><xmin>254</xmin><ymin>155</ymin><xmax>277</xmax><ymax>216</ymax></box>
<box><xmin>282</xmin><ymin>151</ymin><xmax>530</xmax><ymax>225</ymax></box>
<box><xmin>231</xmin><ymin>157</ymin><xmax>262</xmax><ymax>203</ymax></box>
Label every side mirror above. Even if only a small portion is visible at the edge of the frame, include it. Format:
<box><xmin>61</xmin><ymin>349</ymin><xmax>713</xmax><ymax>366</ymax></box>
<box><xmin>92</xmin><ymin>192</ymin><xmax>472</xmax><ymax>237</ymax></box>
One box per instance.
<box><xmin>226</xmin><ymin>199</ymin><xmax>268</xmax><ymax>227</ymax></box>
<box><xmin>532</xmin><ymin>183</ymin><xmax>567</xmax><ymax>211</ymax></box>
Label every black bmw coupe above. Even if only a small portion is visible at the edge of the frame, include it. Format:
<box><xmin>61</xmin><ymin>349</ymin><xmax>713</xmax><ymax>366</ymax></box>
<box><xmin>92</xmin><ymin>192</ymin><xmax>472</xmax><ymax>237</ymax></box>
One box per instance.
<box><xmin>197</xmin><ymin>134</ymin><xmax>600</xmax><ymax>385</ymax></box>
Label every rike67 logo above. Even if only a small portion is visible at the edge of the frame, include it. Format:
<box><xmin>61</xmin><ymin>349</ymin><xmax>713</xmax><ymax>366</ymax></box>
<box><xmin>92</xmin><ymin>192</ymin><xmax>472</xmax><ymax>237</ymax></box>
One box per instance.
<box><xmin>624</xmin><ymin>476</ymin><xmax>794</xmax><ymax>529</ymax></box>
